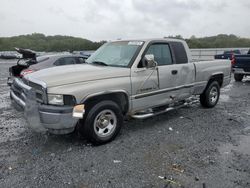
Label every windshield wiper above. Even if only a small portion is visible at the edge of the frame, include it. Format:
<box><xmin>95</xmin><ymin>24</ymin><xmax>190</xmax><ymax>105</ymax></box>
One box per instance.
<box><xmin>91</xmin><ymin>61</ymin><xmax>108</xmax><ymax>66</ymax></box>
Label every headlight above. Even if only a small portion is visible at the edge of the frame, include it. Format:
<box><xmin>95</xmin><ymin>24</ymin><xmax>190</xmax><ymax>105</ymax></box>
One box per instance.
<box><xmin>47</xmin><ymin>94</ymin><xmax>76</xmax><ymax>106</ymax></box>
<box><xmin>48</xmin><ymin>94</ymin><xmax>64</xmax><ymax>105</ymax></box>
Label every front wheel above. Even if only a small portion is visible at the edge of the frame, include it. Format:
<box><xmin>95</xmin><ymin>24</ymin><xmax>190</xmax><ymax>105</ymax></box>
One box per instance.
<box><xmin>200</xmin><ymin>81</ymin><xmax>220</xmax><ymax>108</ymax></box>
<box><xmin>234</xmin><ymin>74</ymin><xmax>244</xmax><ymax>82</ymax></box>
<box><xmin>79</xmin><ymin>100</ymin><xmax>123</xmax><ymax>145</ymax></box>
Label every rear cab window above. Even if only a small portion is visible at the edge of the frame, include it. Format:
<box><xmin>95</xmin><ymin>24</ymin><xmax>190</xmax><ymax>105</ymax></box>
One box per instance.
<box><xmin>169</xmin><ymin>42</ymin><xmax>188</xmax><ymax>64</ymax></box>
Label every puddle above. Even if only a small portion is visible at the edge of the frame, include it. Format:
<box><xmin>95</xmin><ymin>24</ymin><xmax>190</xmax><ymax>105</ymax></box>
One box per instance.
<box><xmin>221</xmin><ymin>83</ymin><xmax>234</xmax><ymax>92</ymax></box>
<box><xmin>220</xmin><ymin>94</ymin><xmax>230</xmax><ymax>102</ymax></box>
<box><xmin>242</xmin><ymin>110</ymin><xmax>250</xmax><ymax>116</ymax></box>
<box><xmin>219</xmin><ymin>135</ymin><xmax>250</xmax><ymax>156</ymax></box>
<box><xmin>243</xmin><ymin>126</ymin><xmax>250</xmax><ymax>133</ymax></box>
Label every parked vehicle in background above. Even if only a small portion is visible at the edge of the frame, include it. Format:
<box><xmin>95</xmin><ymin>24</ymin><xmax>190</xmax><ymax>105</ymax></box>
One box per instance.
<box><xmin>231</xmin><ymin>49</ymin><xmax>250</xmax><ymax>81</ymax></box>
<box><xmin>7</xmin><ymin>48</ymin><xmax>88</xmax><ymax>85</ymax></box>
<box><xmin>214</xmin><ymin>50</ymin><xmax>241</xmax><ymax>60</ymax></box>
<box><xmin>10</xmin><ymin>38</ymin><xmax>231</xmax><ymax>144</ymax></box>
<box><xmin>0</xmin><ymin>51</ymin><xmax>20</xmax><ymax>59</ymax></box>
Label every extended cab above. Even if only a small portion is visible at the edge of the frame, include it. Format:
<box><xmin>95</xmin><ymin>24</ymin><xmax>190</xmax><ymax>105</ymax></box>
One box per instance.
<box><xmin>10</xmin><ymin>39</ymin><xmax>231</xmax><ymax>144</ymax></box>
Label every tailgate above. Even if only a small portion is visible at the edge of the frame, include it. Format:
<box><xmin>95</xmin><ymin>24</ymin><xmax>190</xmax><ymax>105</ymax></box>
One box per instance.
<box><xmin>234</xmin><ymin>55</ymin><xmax>250</xmax><ymax>72</ymax></box>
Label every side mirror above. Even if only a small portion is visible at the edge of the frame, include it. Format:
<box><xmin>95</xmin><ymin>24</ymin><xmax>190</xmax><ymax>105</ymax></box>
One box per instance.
<box><xmin>144</xmin><ymin>54</ymin><xmax>157</xmax><ymax>68</ymax></box>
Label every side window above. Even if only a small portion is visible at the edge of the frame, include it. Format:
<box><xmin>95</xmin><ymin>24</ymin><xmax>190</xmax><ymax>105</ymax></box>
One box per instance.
<box><xmin>170</xmin><ymin>42</ymin><xmax>188</xmax><ymax>64</ymax></box>
<box><xmin>145</xmin><ymin>44</ymin><xmax>173</xmax><ymax>66</ymax></box>
<box><xmin>54</xmin><ymin>57</ymin><xmax>77</xmax><ymax>66</ymax></box>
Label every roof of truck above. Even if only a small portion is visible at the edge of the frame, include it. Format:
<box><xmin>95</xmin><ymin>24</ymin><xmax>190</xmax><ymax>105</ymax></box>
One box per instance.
<box><xmin>113</xmin><ymin>38</ymin><xmax>185</xmax><ymax>43</ymax></box>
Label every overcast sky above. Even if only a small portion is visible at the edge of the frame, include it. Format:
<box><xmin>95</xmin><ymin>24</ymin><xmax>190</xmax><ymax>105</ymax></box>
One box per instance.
<box><xmin>0</xmin><ymin>0</ymin><xmax>250</xmax><ymax>41</ymax></box>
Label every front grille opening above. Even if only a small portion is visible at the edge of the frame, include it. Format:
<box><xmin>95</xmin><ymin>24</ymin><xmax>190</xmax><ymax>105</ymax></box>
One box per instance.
<box><xmin>23</xmin><ymin>79</ymin><xmax>46</xmax><ymax>104</ymax></box>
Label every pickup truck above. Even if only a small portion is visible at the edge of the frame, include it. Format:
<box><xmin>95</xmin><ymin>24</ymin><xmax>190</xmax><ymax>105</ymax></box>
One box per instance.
<box><xmin>10</xmin><ymin>38</ymin><xmax>231</xmax><ymax>144</ymax></box>
<box><xmin>231</xmin><ymin>50</ymin><xmax>250</xmax><ymax>81</ymax></box>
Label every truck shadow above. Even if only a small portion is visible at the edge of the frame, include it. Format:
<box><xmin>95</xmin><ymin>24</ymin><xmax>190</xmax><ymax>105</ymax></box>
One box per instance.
<box><xmin>26</xmin><ymin>104</ymin><xmax>200</xmax><ymax>151</ymax></box>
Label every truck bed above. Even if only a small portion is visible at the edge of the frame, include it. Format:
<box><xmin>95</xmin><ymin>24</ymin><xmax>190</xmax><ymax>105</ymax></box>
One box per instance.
<box><xmin>193</xmin><ymin>59</ymin><xmax>231</xmax><ymax>94</ymax></box>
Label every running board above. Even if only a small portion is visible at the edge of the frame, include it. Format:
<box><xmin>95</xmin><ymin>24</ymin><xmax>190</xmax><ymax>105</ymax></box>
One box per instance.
<box><xmin>131</xmin><ymin>99</ymin><xmax>199</xmax><ymax>119</ymax></box>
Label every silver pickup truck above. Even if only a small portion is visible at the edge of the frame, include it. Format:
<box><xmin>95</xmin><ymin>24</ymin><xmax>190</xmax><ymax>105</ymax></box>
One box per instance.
<box><xmin>10</xmin><ymin>38</ymin><xmax>231</xmax><ymax>144</ymax></box>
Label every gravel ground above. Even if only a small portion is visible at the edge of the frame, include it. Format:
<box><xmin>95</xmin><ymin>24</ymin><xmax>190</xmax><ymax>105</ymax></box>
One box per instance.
<box><xmin>0</xmin><ymin>59</ymin><xmax>250</xmax><ymax>188</ymax></box>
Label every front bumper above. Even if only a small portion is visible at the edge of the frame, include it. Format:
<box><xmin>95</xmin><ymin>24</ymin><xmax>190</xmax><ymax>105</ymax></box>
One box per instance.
<box><xmin>10</xmin><ymin>78</ymin><xmax>78</xmax><ymax>134</ymax></box>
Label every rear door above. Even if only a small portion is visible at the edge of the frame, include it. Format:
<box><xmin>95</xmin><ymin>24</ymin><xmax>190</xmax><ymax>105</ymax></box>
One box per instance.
<box><xmin>167</xmin><ymin>42</ymin><xmax>195</xmax><ymax>100</ymax></box>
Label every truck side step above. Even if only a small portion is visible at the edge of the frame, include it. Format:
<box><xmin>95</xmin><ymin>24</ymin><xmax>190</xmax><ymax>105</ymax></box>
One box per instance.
<box><xmin>131</xmin><ymin>98</ymin><xmax>199</xmax><ymax>119</ymax></box>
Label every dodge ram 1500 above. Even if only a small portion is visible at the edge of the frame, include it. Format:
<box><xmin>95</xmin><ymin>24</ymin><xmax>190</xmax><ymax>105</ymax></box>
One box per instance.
<box><xmin>10</xmin><ymin>38</ymin><xmax>231</xmax><ymax>144</ymax></box>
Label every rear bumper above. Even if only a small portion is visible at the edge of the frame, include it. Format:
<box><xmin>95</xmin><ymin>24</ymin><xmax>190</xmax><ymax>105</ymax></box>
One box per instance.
<box><xmin>232</xmin><ymin>68</ymin><xmax>250</xmax><ymax>75</ymax></box>
<box><xmin>10</xmin><ymin>78</ymin><xmax>78</xmax><ymax>134</ymax></box>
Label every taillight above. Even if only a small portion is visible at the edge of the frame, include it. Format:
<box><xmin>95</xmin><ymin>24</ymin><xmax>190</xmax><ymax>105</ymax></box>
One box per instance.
<box><xmin>20</xmin><ymin>69</ymin><xmax>34</xmax><ymax>77</ymax></box>
<box><xmin>231</xmin><ymin>54</ymin><xmax>235</xmax><ymax>65</ymax></box>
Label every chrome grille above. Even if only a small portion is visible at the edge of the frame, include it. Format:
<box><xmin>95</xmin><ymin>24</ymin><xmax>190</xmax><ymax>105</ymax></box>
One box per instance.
<box><xmin>12</xmin><ymin>80</ymin><xmax>26</xmax><ymax>102</ymax></box>
<box><xmin>22</xmin><ymin>78</ymin><xmax>45</xmax><ymax>103</ymax></box>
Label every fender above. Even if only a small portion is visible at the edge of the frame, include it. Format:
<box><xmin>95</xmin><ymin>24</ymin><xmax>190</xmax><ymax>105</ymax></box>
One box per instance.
<box><xmin>80</xmin><ymin>90</ymin><xmax>131</xmax><ymax>111</ymax></box>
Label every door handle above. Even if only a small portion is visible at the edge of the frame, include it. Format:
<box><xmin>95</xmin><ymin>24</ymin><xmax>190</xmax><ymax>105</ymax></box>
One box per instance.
<box><xmin>171</xmin><ymin>70</ymin><xmax>178</xmax><ymax>75</ymax></box>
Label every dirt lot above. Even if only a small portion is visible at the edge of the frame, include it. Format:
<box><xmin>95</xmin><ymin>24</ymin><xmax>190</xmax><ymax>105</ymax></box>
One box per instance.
<box><xmin>0</xmin><ymin>59</ymin><xmax>250</xmax><ymax>188</ymax></box>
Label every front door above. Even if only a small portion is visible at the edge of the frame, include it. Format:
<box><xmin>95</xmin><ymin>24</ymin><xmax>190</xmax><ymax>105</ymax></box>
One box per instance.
<box><xmin>131</xmin><ymin>42</ymin><xmax>194</xmax><ymax>112</ymax></box>
<box><xmin>131</xmin><ymin>64</ymin><xmax>160</xmax><ymax>112</ymax></box>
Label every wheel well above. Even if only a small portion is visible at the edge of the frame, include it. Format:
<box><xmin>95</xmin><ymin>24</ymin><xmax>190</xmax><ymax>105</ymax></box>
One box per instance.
<box><xmin>208</xmin><ymin>74</ymin><xmax>224</xmax><ymax>87</ymax></box>
<box><xmin>83</xmin><ymin>92</ymin><xmax>129</xmax><ymax>115</ymax></box>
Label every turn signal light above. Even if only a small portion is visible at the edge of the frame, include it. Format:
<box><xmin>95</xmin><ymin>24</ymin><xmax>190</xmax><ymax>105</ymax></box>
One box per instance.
<box><xmin>73</xmin><ymin>104</ymin><xmax>85</xmax><ymax>118</ymax></box>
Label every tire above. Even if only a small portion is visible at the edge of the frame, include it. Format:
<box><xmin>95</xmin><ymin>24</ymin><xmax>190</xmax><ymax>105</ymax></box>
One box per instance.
<box><xmin>79</xmin><ymin>100</ymin><xmax>123</xmax><ymax>145</ymax></box>
<box><xmin>234</xmin><ymin>74</ymin><xmax>244</xmax><ymax>82</ymax></box>
<box><xmin>200</xmin><ymin>81</ymin><xmax>220</xmax><ymax>108</ymax></box>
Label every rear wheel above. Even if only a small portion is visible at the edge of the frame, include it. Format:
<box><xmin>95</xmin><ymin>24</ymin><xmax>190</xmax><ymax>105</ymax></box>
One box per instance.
<box><xmin>234</xmin><ymin>74</ymin><xmax>244</xmax><ymax>82</ymax></box>
<box><xmin>79</xmin><ymin>100</ymin><xmax>123</xmax><ymax>145</ymax></box>
<box><xmin>200</xmin><ymin>81</ymin><xmax>220</xmax><ymax>108</ymax></box>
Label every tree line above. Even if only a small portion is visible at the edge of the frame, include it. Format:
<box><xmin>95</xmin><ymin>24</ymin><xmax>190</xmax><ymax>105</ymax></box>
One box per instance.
<box><xmin>0</xmin><ymin>33</ymin><xmax>250</xmax><ymax>52</ymax></box>
<box><xmin>0</xmin><ymin>33</ymin><xmax>105</xmax><ymax>52</ymax></box>
<box><xmin>169</xmin><ymin>34</ymin><xmax>250</xmax><ymax>48</ymax></box>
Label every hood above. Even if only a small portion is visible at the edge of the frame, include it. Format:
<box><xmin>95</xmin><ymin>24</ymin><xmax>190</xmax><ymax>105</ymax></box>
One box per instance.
<box><xmin>25</xmin><ymin>64</ymin><xmax>130</xmax><ymax>88</ymax></box>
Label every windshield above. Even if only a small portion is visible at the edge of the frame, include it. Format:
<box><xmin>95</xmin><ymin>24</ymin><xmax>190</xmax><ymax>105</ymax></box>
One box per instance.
<box><xmin>86</xmin><ymin>41</ymin><xmax>143</xmax><ymax>67</ymax></box>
